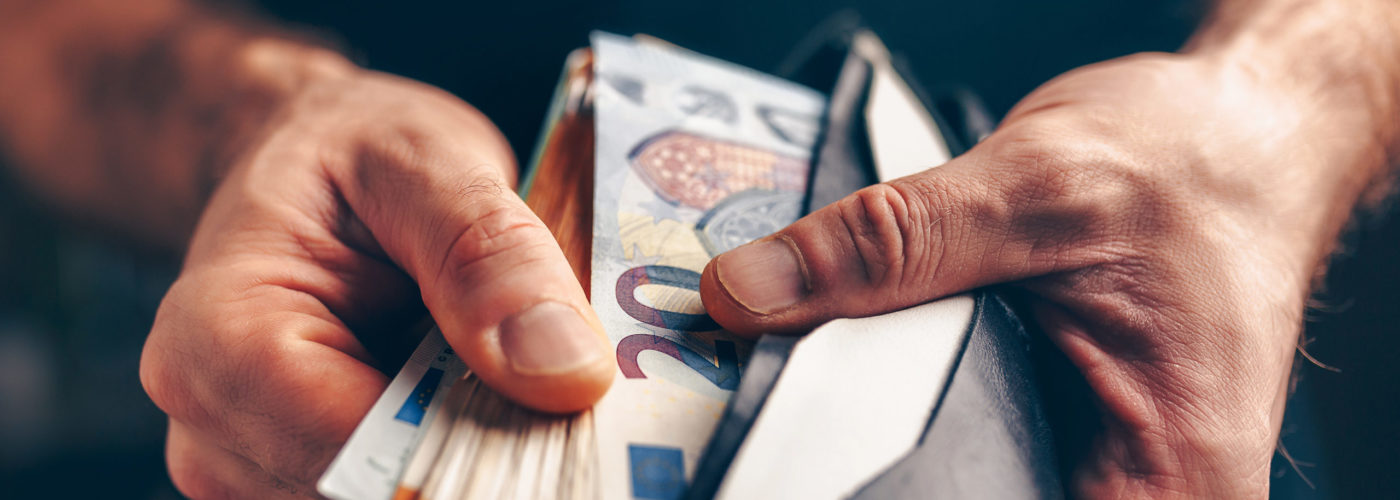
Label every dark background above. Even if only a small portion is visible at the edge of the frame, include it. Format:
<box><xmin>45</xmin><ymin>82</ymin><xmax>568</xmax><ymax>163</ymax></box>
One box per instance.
<box><xmin>1</xmin><ymin>0</ymin><xmax>1394</xmax><ymax>498</ymax></box>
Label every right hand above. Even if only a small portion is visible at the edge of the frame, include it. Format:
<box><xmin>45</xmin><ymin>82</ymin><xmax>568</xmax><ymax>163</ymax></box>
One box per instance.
<box><xmin>139</xmin><ymin>66</ymin><xmax>615</xmax><ymax>498</ymax></box>
<box><xmin>701</xmin><ymin>52</ymin><xmax>1388</xmax><ymax>497</ymax></box>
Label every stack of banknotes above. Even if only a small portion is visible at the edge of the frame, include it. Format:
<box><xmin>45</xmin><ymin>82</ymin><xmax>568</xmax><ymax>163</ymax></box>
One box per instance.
<box><xmin>319</xmin><ymin>32</ymin><xmax>830</xmax><ymax>500</ymax></box>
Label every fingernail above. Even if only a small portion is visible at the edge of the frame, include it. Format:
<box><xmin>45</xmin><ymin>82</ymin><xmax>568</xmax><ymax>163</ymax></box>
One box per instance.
<box><xmin>715</xmin><ymin>239</ymin><xmax>807</xmax><ymax>314</ymax></box>
<box><xmin>499</xmin><ymin>302</ymin><xmax>605</xmax><ymax>376</ymax></box>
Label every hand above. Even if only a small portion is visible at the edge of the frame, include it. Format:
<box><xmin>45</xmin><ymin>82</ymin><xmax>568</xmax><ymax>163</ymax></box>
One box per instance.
<box><xmin>138</xmin><ymin>68</ymin><xmax>615</xmax><ymax>498</ymax></box>
<box><xmin>700</xmin><ymin>51</ymin><xmax>1388</xmax><ymax>497</ymax></box>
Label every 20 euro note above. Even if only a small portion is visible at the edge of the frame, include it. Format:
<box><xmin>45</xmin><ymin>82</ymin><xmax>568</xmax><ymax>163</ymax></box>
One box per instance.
<box><xmin>587</xmin><ymin>32</ymin><xmax>826</xmax><ymax>498</ymax></box>
<box><xmin>320</xmin><ymin>32</ymin><xmax>828</xmax><ymax>500</ymax></box>
<box><xmin>318</xmin><ymin>329</ymin><xmax>467</xmax><ymax>500</ymax></box>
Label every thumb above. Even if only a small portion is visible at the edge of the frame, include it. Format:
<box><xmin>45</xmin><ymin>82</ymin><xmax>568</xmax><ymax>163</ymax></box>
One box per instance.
<box><xmin>700</xmin><ymin>152</ymin><xmax>1101</xmax><ymax>335</ymax></box>
<box><xmin>340</xmin><ymin>119</ymin><xmax>613</xmax><ymax>413</ymax></box>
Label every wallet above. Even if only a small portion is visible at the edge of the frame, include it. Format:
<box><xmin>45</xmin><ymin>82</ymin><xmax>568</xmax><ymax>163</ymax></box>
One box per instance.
<box><xmin>688</xmin><ymin>24</ymin><xmax>1064</xmax><ymax>500</ymax></box>
<box><xmin>523</xmin><ymin>23</ymin><xmax>1064</xmax><ymax>500</ymax></box>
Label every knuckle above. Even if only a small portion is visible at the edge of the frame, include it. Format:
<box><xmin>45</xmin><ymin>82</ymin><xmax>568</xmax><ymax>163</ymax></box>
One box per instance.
<box><xmin>138</xmin><ymin>331</ymin><xmax>176</xmax><ymax>414</ymax></box>
<box><xmin>889</xmin><ymin>178</ymin><xmax>969</xmax><ymax>285</ymax></box>
<box><xmin>229</xmin><ymin>328</ymin><xmax>353</xmax><ymax>488</ymax></box>
<box><xmin>370</xmin><ymin>118</ymin><xmax>451</xmax><ymax>167</ymax></box>
<box><xmin>239</xmin><ymin>345</ymin><xmax>327</xmax><ymax>448</ymax></box>
<box><xmin>987</xmin><ymin>128</ymin><xmax>1178</xmax><ymax>266</ymax></box>
<box><xmin>992</xmin><ymin>125</ymin><xmax>1107</xmax><ymax>214</ymax></box>
<box><xmin>214</xmin><ymin>325</ymin><xmax>343</xmax><ymax>488</ymax></box>
<box><xmin>834</xmin><ymin>183</ymin><xmax>920</xmax><ymax>288</ymax></box>
<box><xmin>352</xmin><ymin>124</ymin><xmax>513</xmax><ymax>200</ymax></box>
<box><xmin>358</xmin><ymin>127</ymin><xmax>431</xmax><ymax>176</ymax></box>
<box><xmin>435</xmin><ymin>201</ymin><xmax>553</xmax><ymax>285</ymax></box>
<box><xmin>166</xmin><ymin>443</ymin><xmax>228</xmax><ymax>500</ymax></box>
<box><xmin>140</xmin><ymin>302</ymin><xmax>200</xmax><ymax>424</ymax></box>
<box><xmin>453</xmin><ymin>164</ymin><xmax>512</xmax><ymax>200</ymax></box>
<box><xmin>1011</xmin><ymin>159</ymin><xmax>1120</xmax><ymax>241</ymax></box>
<box><xmin>217</xmin><ymin>330</ymin><xmax>283</xmax><ymax>413</ymax></box>
<box><xmin>144</xmin><ymin>281</ymin><xmax>360</xmax><ymax>496</ymax></box>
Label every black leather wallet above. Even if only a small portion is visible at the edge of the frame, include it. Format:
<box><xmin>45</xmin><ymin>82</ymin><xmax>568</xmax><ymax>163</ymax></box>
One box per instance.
<box><xmin>689</xmin><ymin>21</ymin><xmax>1064</xmax><ymax>500</ymax></box>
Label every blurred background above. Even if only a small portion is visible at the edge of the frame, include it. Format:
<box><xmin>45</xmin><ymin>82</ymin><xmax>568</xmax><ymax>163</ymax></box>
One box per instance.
<box><xmin>1</xmin><ymin>0</ymin><xmax>1394</xmax><ymax>498</ymax></box>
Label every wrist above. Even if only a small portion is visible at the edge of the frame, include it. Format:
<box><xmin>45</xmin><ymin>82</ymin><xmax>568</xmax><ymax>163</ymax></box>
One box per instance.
<box><xmin>0</xmin><ymin>0</ymin><xmax>359</xmax><ymax>248</ymax></box>
<box><xmin>1188</xmin><ymin>0</ymin><xmax>1400</xmax><ymax>174</ymax></box>
<box><xmin>1184</xmin><ymin>0</ymin><xmax>1400</xmax><ymax>268</ymax></box>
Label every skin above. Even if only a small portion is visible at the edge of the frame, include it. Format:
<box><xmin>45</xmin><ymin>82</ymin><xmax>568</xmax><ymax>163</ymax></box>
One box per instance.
<box><xmin>702</xmin><ymin>0</ymin><xmax>1400</xmax><ymax>497</ymax></box>
<box><xmin>1</xmin><ymin>1</ymin><xmax>614</xmax><ymax>497</ymax></box>
<box><xmin>0</xmin><ymin>0</ymin><xmax>1395</xmax><ymax>498</ymax></box>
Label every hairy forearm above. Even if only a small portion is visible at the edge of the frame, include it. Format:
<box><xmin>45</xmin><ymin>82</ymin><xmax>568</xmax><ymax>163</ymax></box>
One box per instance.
<box><xmin>1184</xmin><ymin>0</ymin><xmax>1400</xmax><ymax>271</ymax></box>
<box><xmin>1192</xmin><ymin>0</ymin><xmax>1400</xmax><ymax>198</ymax></box>
<box><xmin>0</xmin><ymin>0</ymin><xmax>352</xmax><ymax>248</ymax></box>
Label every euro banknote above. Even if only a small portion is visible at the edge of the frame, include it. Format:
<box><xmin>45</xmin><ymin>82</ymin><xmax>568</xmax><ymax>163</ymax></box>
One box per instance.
<box><xmin>319</xmin><ymin>329</ymin><xmax>467</xmax><ymax>500</ymax></box>
<box><xmin>587</xmin><ymin>32</ymin><xmax>825</xmax><ymax>498</ymax></box>
<box><xmin>320</xmin><ymin>32</ymin><xmax>827</xmax><ymax>500</ymax></box>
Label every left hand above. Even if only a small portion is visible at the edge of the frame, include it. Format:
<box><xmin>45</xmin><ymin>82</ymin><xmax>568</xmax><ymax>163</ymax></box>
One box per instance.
<box><xmin>140</xmin><ymin>68</ymin><xmax>613</xmax><ymax>499</ymax></box>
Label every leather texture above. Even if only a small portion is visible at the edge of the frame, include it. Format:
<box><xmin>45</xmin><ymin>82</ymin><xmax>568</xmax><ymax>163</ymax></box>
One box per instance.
<box><xmin>852</xmin><ymin>293</ymin><xmax>1063</xmax><ymax>499</ymax></box>
<box><xmin>691</xmin><ymin>23</ymin><xmax>1064</xmax><ymax>498</ymax></box>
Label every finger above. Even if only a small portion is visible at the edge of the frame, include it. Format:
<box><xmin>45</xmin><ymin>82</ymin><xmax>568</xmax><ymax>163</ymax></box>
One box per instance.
<box><xmin>699</xmin><ymin>146</ymin><xmax>1119</xmax><ymax>335</ymax></box>
<box><xmin>166</xmin><ymin>421</ymin><xmax>305</xmax><ymax>500</ymax></box>
<box><xmin>332</xmin><ymin>99</ymin><xmax>613</xmax><ymax>413</ymax></box>
<box><xmin>142</xmin><ymin>133</ymin><xmax>437</xmax><ymax>494</ymax></box>
<box><xmin>144</xmin><ymin>264</ymin><xmax>390</xmax><ymax>491</ymax></box>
